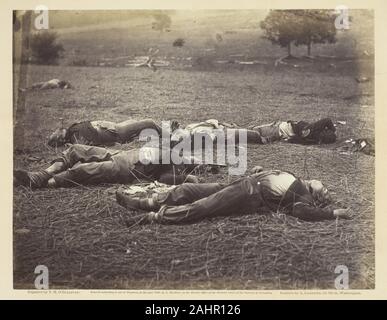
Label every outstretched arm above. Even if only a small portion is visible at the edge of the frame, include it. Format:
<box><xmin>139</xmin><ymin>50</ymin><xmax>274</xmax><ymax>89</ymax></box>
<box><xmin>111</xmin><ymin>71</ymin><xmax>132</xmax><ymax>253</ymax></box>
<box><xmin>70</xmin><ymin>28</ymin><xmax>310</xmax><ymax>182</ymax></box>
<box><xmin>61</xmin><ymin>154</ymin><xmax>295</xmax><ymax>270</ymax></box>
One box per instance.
<box><xmin>291</xmin><ymin>202</ymin><xmax>351</xmax><ymax>221</ymax></box>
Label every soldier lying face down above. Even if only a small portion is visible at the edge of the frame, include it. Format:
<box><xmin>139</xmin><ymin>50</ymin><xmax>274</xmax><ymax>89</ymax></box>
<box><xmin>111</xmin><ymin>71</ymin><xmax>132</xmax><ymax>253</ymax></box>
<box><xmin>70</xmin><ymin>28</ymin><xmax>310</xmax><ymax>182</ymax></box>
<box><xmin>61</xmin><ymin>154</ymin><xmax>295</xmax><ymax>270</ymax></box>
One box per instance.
<box><xmin>251</xmin><ymin>118</ymin><xmax>337</xmax><ymax>144</ymax></box>
<box><xmin>116</xmin><ymin>167</ymin><xmax>350</xmax><ymax>225</ymax></box>
<box><xmin>170</xmin><ymin>118</ymin><xmax>337</xmax><ymax>145</ymax></box>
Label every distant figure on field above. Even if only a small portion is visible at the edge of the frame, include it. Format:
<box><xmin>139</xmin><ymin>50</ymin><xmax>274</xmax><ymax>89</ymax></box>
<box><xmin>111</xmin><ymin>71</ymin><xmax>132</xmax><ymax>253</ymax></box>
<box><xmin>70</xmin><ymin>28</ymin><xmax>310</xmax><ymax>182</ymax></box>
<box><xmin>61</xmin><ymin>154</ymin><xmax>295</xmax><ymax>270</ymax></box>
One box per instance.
<box><xmin>20</xmin><ymin>79</ymin><xmax>72</xmax><ymax>91</ymax></box>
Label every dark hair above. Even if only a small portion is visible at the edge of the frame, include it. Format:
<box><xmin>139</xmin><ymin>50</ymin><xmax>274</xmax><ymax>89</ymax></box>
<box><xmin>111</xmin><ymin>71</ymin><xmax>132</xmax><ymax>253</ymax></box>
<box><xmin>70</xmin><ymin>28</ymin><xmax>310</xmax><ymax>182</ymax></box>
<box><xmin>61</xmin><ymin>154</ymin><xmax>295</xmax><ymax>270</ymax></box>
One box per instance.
<box><xmin>58</xmin><ymin>80</ymin><xmax>72</xmax><ymax>88</ymax></box>
<box><xmin>319</xmin><ymin>129</ymin><xmax>337</xmax><ymax>144</ymax></box>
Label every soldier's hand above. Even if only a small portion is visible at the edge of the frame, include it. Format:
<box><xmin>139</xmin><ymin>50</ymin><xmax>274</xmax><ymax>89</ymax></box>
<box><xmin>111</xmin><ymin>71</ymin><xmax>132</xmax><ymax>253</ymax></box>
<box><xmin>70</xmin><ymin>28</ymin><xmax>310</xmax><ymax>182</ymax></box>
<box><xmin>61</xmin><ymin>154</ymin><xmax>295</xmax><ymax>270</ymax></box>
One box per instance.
<box><xmin>333</xmin><ymin>208</ymin><xmax>352</xmax><ymax>219</ymax></box>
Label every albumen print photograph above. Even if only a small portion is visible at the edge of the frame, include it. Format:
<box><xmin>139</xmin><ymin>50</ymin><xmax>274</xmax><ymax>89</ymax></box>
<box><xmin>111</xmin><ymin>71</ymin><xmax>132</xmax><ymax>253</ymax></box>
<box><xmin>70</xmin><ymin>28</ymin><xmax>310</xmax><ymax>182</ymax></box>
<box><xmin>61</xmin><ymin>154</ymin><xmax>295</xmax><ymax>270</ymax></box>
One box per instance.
<box><xmin>13</xmin><ymin>9</ymin><xmax>374</xmax><ymax>290</ymax></box>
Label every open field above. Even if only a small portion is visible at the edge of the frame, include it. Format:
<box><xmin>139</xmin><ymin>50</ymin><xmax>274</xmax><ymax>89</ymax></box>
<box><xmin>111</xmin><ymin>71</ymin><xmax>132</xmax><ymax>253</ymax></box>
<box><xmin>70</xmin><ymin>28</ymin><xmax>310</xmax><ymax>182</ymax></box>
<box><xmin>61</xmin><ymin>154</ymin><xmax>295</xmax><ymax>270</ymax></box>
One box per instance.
<box><xmin>13</xmin><ymin>10</ymin><xmax>374</xmax><ymax>289</ymax></box>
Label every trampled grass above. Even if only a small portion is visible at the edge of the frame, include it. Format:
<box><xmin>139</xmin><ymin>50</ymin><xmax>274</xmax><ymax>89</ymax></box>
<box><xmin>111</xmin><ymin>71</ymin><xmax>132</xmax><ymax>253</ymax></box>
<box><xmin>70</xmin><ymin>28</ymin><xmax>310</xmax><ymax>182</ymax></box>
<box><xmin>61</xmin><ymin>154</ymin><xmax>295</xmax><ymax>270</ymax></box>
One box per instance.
<box><xmin>13</xmin><ymin>10</ymin><xmax>375</xmax><ymax>289</ymax></box>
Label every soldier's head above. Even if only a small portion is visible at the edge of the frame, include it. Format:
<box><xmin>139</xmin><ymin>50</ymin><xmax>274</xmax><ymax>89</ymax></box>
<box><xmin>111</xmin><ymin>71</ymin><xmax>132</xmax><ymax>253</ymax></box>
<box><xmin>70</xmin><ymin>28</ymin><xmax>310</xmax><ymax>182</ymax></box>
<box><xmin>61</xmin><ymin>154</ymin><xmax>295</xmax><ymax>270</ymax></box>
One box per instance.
<box><xmin>305</xmin><ymin>179</ymin><xmax>332</xmax><ymax>206</ymax></box>
<box><xmin>318</xmin><ymin>129</ymin><xmax>337</xmax><ymax>144</ymax></box>
<box><xmin>48</xmin><ymin>128</ymin><xmax>67</xmax><ymax>147</ymax></box>
<box><xmin>58</xmin><ymin>80</ymin><xmax>72</xmax><ymax>89</ymax></box>
<box><xmin>170</xmin><ymin>120</ymin><xmax>180</xmax><ymax>132</ymax></box>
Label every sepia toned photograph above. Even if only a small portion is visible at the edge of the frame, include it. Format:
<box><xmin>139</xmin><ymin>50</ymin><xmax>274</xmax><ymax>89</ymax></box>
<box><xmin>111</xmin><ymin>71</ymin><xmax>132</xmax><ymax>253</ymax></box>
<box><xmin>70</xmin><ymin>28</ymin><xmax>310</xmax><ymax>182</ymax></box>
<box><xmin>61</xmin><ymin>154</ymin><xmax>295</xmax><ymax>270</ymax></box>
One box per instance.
<box><xmin>13</xmin><ymin>8</ymin><xmax>374</xmax><ymax>290</ymax></box>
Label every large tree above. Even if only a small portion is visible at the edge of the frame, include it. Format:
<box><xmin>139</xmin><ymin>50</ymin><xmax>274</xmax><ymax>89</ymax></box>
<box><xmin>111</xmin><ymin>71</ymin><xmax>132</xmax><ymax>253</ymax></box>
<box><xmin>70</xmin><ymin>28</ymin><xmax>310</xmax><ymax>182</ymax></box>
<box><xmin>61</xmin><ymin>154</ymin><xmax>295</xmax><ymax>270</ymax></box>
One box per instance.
<box><xmin>260</xmin><ymin>10</ymin><xmax>337</xmax><ymax>56</ymax></box>
<box><xmin>151</xmin><ymin>12</ymin><xmax>172</xmax><ymax>32</ymax></box>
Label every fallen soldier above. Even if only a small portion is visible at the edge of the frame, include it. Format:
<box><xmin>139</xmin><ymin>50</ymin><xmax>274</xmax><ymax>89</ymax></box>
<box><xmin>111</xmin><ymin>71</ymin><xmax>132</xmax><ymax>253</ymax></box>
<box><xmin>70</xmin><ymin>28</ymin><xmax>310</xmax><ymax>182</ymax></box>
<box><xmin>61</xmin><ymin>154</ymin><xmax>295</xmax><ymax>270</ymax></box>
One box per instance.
<box><xmin>116</xmin><ymin>168</ymin><xmax>350</xmax><ymax>224</ymax></box>
<box><xmin>250</xmin><ymin>118</ymin><xmax>337</xmax><ymax>144</ymax></box>
<box><xmin>14</xmin><ymin>144</ymin><xmax>199</xmax><ymax>189</ymax></box>
<box><xmin>47</xmin><ymin>119</ymin><xmax>175</xmax><ymax>147</ymax></box>
<box><xmin>171</xmin><ymin>119</ymin><xmax>263</xmax><ymax>144</ymax></box>
<box><xmin>20</xmin><ymin>79</ymin><xmax>72</xmax><ymax>91</ymax></box>
<box><xmin>172</xmin><ymin>118</ymin><xmax>336</xmax><ymax>145</ymax></box>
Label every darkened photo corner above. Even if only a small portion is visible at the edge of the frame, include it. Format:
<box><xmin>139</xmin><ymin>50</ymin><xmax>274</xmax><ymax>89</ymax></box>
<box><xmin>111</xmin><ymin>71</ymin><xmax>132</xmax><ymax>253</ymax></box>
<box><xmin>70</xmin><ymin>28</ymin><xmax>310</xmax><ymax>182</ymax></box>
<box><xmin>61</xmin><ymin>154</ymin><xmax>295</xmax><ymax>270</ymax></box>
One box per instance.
<box><xmin>13</xmin><ymin>9</ymin><xmax>374</xmax><ymax>290</ymax></box>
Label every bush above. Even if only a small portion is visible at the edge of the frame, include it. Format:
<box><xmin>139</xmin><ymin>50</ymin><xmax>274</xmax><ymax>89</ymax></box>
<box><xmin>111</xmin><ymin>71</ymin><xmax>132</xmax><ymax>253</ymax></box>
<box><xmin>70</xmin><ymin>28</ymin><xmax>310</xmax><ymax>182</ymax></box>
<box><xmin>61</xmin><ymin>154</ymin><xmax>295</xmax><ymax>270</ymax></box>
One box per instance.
<box><xmin>173</xmin><ymin>38</ymin><xmax>185</xmax><ymax>47</ymax></box>
<box><xmin>30</xmin><ymin>31</ymin><xmax>64</xmax><ymax>64</ymax></box>
<box><xmin>71</xmin><ymin>58</ymin><xmax>88</xmax><ymax>66</ymax></box>
<box><xmin>151</xmin><ymin>12</ymin><xmax>171</xmax><ymax>32</ymax></box>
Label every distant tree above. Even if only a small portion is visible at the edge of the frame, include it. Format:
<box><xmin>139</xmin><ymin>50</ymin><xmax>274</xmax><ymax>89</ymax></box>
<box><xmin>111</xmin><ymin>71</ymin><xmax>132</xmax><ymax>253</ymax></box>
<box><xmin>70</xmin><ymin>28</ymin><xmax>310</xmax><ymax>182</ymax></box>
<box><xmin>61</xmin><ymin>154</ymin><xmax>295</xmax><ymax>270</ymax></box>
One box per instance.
<box><xmin>260</xmin><ymin>10</ymin><xmax>337</xmax><ymax>56</ymax></box>
<box><xmin>152</xmin><ymin>12</ymin><xmax>172</xmax><ymax>32</ymax></box>
<box><xmin>292</xmin><ymin>10</ymin><xmax>337</xmax><ymax>56</ymax></box>
<box><xmin>30</xmin><ymin>31</ymin><xmax>64</xmax><ymax>64</ymax></box>
<box><xmin>260</xmin><ymin>10</ymin><xmax>299</xmax><ymax>56</ymax></box>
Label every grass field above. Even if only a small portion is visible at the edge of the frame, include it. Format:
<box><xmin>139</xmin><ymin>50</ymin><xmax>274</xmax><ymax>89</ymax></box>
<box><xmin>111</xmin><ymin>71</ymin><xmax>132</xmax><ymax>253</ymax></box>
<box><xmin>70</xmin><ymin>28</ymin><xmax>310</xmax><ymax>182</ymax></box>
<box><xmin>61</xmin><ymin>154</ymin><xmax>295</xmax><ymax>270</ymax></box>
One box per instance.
<box><xmin>13</xmin><ymin>10</ymin><xmax>374</xmax><ymax>289</ymax></box>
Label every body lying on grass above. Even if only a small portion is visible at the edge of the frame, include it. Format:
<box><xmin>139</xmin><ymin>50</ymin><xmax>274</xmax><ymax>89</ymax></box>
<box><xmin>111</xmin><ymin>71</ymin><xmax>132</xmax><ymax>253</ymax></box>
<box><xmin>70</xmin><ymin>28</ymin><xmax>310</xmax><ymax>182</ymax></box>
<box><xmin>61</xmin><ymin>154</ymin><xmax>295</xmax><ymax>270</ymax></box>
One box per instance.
<box><xmin>47</xmin><ymin>117</ymin><xmax>337</xmax><ymax>149</ymax></box>
<box><xmin>19</xmin><ymin>79</ymin><xmax>72</xmax><ymax>91</ymax></box>
<box><xmin>250</xmin><ymin>118</ymin><xmax>337</xmax><ymax>144</ymax></box>
<box><xmin>171</xmin><ymin>119</ymin><xmax>259</xmax><ymax>144</ymax></box>
<box><xmin>116</xmin><ymin>166</ymin><xmax>350</xmax><ymax>225</ymax></box>
<box><xmin>14</xmin><ymin>144</ymin><xmax>202</xmax><ymax>189</ymax></box>
<box><xmin>171</xmin><ymin>118</ymin><xmax>337</xmax><ymax>145</ymax></box>
<box><xmin>47</xmin><ymin>118</ymin><xmax>173</xmax><ymax>147</ymax></box>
